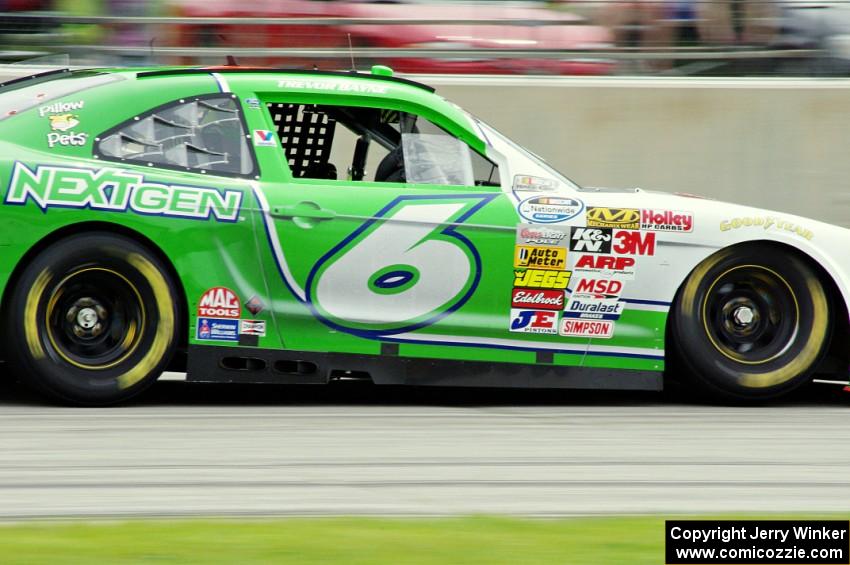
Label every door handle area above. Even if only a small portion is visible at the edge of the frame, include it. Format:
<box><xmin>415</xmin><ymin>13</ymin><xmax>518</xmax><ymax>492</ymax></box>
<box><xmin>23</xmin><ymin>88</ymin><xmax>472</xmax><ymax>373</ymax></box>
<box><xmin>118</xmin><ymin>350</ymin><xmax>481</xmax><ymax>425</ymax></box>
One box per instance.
<box><xmin>270</xmin><ymin>201</ymin><xmax>336</xmax><ymax>221</ymax></box>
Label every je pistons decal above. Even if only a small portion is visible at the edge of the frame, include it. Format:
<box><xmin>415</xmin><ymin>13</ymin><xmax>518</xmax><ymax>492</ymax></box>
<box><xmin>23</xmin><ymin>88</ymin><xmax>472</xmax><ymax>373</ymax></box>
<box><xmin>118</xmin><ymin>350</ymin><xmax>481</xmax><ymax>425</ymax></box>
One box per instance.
<box><xmin>518</xmin><ymin>195</ymin><xmax>583</xmax><ymax>224</ymax></box>
<box><xmin>5</xmin><ymin>163</ymin><xmax>242</xmax><ymax>222</ymax></box>
<box><xmin>509</xmin><ymin>309</ymin><xmax>558</xmax><ymax>334</ymax></box>
<box><xmin>569</xmin><ymin>227</ymin><xmax>612</xmax><ymax>253</ymax></box>
<box><xmin>586</xmin><ymin>207</ymin><xmax>639</xmax><ymax>229</ymax></box>
<box><xmin>198</xmin><ymin>287</ymin><xmax>241</xmax><ymax>319</ymax></box>
<box><xmin>514</xmin><ymin>245</ymin><xmax>566</xmax><ymax>270</ymax></box>
<box><xmin>511</xmin><ymin>288</ymin><xmax>564</xmax><ymax>311</ymax></box>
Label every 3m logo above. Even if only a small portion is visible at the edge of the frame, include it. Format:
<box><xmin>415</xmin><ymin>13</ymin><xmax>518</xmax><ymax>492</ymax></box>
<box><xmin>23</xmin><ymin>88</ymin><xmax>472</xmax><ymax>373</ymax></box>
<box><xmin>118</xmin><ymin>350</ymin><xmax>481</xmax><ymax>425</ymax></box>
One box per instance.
<box><xmin>514</xmin><ymin>246</ymin><xmax>566</xmax><ymax>270</ymax></box>
<box><xmin>198</xmin><ymin>287</ymin><xmax>241</xmax><ymax>319</ymax></box>
<box><xmin>514</xmin><ymin>269</ymin><xmax>571</xmax><ymax>290</ymax></box>
<box><xmin>511</xmin><ymin>288</ymin><xmax>564</xmax><ymax>311</ymax></box>
<box><xmin>613</xmin><ymin>230</ymin><xmax>656</xmax><ymax>256</ymax></box>
<box><xmin>509</xmin><ymin>309</ymin><xmax>559</xmax><ymax>334</ymax></box>
<box><xmin>586</xmin><ymin>208</ymin><xmax>640</xmax><ymax>229</ymax></box>
<box><xmin>569</xmin><ymin>227</ymin><xmax>612</xmax><ymax>253</ymax></box>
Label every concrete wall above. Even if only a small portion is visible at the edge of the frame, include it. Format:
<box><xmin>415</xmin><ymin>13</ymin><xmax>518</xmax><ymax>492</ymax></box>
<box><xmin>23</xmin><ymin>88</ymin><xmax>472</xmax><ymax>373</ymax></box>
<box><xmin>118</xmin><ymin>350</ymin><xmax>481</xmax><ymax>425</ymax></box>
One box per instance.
<box><xmin>424</xmin><ymin>76</ymin><xmax>850</xmax><ymax>228</ymax></box>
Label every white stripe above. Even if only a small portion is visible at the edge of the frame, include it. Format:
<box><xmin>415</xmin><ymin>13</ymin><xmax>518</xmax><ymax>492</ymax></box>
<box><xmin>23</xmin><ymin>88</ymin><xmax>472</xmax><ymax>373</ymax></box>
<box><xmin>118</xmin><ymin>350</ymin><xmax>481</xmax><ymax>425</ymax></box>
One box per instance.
<box><xmin>621</xmin><ymin>302</ymin><xmax>669</xmax><ymax>313</ymax></box>
<box><xmin>391</xmin><ymin>332</ymin><xmax>663</xmax><ymax>358</ymax></box>
<box><xmin>250</xmin><ymin>182</ymin><xmax>307</xmax><ymax>302</ymax></box>
<box><xmin>211</xmin><ymin>72</ymin><xmax>230</xmax><ymax>93</ymax></box>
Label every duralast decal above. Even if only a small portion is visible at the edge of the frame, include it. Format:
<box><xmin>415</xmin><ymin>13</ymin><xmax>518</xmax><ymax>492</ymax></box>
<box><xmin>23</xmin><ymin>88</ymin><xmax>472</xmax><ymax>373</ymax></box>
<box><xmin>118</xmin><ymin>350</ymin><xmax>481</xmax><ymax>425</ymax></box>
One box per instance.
<box><xmin>5</xmin><ymin>163</ymin><xmax>243</xmax><ymax>222</ymax></box>
<box><xmin>563</xmin><ymin>293</ymin><xmax>624</xmax><ymax>321</ymax></box>
<box><xmin>720</xmin><ymin>216</ymin><xmax>813</xmax><ymax>240</ymax></box>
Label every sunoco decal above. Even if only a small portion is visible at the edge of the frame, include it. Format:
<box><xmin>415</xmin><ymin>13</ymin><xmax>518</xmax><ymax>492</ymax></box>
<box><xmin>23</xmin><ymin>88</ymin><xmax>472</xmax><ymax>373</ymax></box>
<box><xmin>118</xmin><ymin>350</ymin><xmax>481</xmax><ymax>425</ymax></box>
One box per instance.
<box><xmin>5</xmin><ymin>163</ymin><xmax>242</xmax><ymax>222</ymax></box>
<box><xmin>518</xmin><ymin>195</ymin><xmax>583</xmax><ymax>224</ymax></box>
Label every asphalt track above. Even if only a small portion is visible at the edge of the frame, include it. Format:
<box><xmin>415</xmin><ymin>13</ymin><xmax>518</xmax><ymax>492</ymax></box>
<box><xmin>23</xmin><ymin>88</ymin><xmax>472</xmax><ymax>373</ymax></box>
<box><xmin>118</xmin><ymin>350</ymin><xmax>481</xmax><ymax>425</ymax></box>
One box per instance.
<box><xmin>0</xmin><ymin>376</ymin><xmax>849</xmax><ymax>519</ymax></box>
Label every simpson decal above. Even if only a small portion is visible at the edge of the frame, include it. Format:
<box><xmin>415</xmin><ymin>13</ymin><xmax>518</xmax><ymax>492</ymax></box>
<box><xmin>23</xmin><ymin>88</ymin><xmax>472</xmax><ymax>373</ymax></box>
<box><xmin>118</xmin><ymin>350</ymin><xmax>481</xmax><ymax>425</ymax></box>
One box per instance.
<box><xmin>516</xmin><ymin>224</ymin><xmax>568</xmax><ymax>247</ymax></box>
<box><xmin>513</xmin><ymin>269</ymin><xmax>571</xmax><ymax>290</ymax></box>
<box><xmin>511</xmin><ymin>288</ymin><xmax>564</xmax><ymax>310</ymax></box>
<box><xmin>509</xmin><ymin>309</ymin><xmax>559</xmax><ymax>334</ymax></box>
<box><xmin>641</xmin><ymin>209</ymin><xmax>693</xmax><ymax>232</ymax></box>
<box><xmin>198</xmin><ymin>287</ymin><xmax>241</xmax><ymax>319</ymax></box>
<box><xmin>514</xmin><ymin>245</ymin><xmax>566</xmax><ymax>270</ymax></box>
<box><xmin>569</xmin><ymin>227</ymin><xmax>612</xmax><ymax>253</ymax></box>
<box><xmin>5</xmin><ymin>163</ymin><xmax>242</xmax><ymax>222</ymax></box>
<box><xmin>586</xmin><ymin>207</ymin><xmax>640</xmax><ymax>229</ymax></box>
<box><xmin>518</xmin><ymin>195</ymin><xmax>583</xmax><ymax>224</ymax></box>
<box><xmin>559</xmin><ymin>318</ymin><xmax>614</xmax><ymax>338</ymax></box>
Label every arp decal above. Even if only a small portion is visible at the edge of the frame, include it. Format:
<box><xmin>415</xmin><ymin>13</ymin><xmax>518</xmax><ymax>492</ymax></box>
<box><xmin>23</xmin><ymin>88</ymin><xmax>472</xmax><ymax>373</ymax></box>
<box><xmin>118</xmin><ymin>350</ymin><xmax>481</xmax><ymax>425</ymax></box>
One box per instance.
<box><xmin>613</xmin><ymin>230</ymin><xmax>655</xmax><ymax>256</ymax></box>
<box><xmin>563</xmin><ymin>293</ymin><xmax>624</xmax><ymax>320</ymax></box>
<box><xmin>518</xmin><ymin>195</ymin><xmax>583</xmax><ymax>224</ymax></box>
<box><xmin>569</xmin><ymin>227</ymin><xmax>612</xmax><ymax>254</ymax></box>
<box><xmin>586</xmin><ymin>207</ymin><xmax>640</xmax><ymax>229</ymax></box>
<box><xmin>572</xmin><ymin>254</ymin><xmax>636</xmax><ymax>279</ymax></box>
<box><xmin>198</xmin><ymin>287</ymin><xmax>241</xmax><ymax>319</ymax></box>
<box><xmin>509</xmin><ymin>309</ymin><xmax>559</xmax><ymax>334</ymax></box>
<box><xmin>513</xmin><ymin>269</ymin><xmax>571</xmax><ymax>290</ymax></box>
<box><xmin>5</xmin><ymin>162</ymin><xmax>242</xmax><ymax>222</ymax></box>
<box><xmin>511</xmin><ymin>288</ymin><xmax>564</xmax><ymax>311</ymax></box>
<box><xmin>641</xmin><ymin>209</ymin><xmax>693</xmax><ymax>232</ymax></box>
<box><xmin>516</xmin><ymin>224</ymin><xmax>568</xmax><ymax>247</ymax></box>
<box><xmin>559</xmin><ymin>318</ymin><xmax>614</xmax><ymax>338</ymax></box>
<box><xmin>514</xmin><ymin>245</ymin><xmax>566</xmax><ymax>270</ymax></box>
<box><xmin>305</xmin><ymin>194</ymin><xmax>494</xmax><ymax>336</ymax></box>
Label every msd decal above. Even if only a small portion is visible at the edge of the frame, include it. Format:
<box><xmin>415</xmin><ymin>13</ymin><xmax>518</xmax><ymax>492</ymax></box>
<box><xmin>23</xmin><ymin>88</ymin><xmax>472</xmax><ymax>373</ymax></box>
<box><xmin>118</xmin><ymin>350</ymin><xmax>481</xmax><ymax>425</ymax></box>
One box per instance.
<box><xmin>641</xmin><ymin>209</ymin><xmax>693</xmax><ymax>232</ymax></box>
<box><xmin>198</xmin><ymin>287</ymin><xmax>241</xmax><ymax>319</ymax></box>
<box><xmin>613</xmin><ymin>230</ymin><xmax>655</xmax><ymax>256</ymax></box>
<box><xmin>574</xmin><ymin>278</ymin><xmax>623</xmax><ymax>297</ymax></box>
<box><xmin>511</xmin><ymin>288</ymin><xmax>564</xmax><ymax>311</ymax></box>
<box><xmin>509</xmin><ymin>309</ymin><xmax>559</xmax><ymax>334</ymax></box>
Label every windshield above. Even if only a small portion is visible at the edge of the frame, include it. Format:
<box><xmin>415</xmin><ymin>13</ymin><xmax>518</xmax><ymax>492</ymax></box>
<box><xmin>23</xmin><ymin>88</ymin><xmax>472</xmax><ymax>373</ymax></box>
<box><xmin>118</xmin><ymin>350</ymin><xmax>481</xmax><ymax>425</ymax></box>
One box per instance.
<box><xmin>469</xmin><ymin>114</ymin><xmax>581</xmax><ymax>191</ymax></box>
<box><xmin>0</xmin><ymin>72</ymin><xmax>122</xmax><ymax>121</ymax></box>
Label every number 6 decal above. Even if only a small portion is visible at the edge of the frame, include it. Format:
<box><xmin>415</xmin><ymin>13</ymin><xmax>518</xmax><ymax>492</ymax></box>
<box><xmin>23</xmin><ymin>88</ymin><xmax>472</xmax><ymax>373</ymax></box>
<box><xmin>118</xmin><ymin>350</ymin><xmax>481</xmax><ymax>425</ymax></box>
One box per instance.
<box><xmin>306</xmin><ymin>194</ymin><xmax>495</xmax><ymax>336</ymax></box>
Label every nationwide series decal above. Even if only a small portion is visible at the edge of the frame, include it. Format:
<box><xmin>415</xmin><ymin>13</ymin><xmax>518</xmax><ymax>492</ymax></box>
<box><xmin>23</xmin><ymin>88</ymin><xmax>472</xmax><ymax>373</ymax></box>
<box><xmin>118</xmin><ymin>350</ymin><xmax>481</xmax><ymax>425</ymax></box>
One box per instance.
<box><xmin>720</xmin><ymin>216</ymin><xmax>814</xmax><ymax>240</ymax></box>
<box><xmin>586</xmin><ymin>207</ymin><xmax>640</xmax><ymax>229</ymax></box>
<box><xmin>518</xmin><ymin>195</ymin><xmax>583</xmax><ymax>224</ymax></box>
<box><xmin>641</xmin><ymin>209</ymin><xmax>693</xmax><ymax>232</ymax></box>
<box><xmin>559</xmin><ymin>318</ymin><xmax>614</xmax><ymax>338</ymax></box>
<box><xmin>5</xmin><ymin>163</ymin><xmax>243</xmax><ymax>222</ymax></box>
<box><xmin>516</xmin><ymin>224</ymin><xmax>568</xmax><ymax>247</ymax></box>
<box><xmin>513</xmin><ymin>269</ymin><xmax>571</xmax><ymax>290</ymax></box>
<box><xmin>511</xmin><ymin>288</ymin><xmax>564</xmax><ymax>311</ymax></box>
<box><xmin>514</xmin><ymin>245</ymin><xmax>566</xmax><ymax>270</ymax></box>
<box><xmin>569</xmin><ymin>227</ymin><xmax>612</xmax><ymax>254</ymax></box>
<box><xmin>509</xmin><ymin>309</ymin><xmax>558</xmax><ymax>334</ymax></box>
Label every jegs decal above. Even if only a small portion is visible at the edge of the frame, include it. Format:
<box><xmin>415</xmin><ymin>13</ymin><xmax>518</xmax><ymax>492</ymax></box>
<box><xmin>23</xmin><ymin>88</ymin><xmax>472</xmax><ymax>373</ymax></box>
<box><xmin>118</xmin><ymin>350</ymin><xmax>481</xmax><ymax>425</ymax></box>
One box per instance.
<box><xmin>5</xmin><ymin>162</ymin><xmax>243</xmax><ymax>222</ymax></box>
<box><xmin>514</xmin><ymin>269</ymin><xmax>571</xmax><ymax>289</ymax></box>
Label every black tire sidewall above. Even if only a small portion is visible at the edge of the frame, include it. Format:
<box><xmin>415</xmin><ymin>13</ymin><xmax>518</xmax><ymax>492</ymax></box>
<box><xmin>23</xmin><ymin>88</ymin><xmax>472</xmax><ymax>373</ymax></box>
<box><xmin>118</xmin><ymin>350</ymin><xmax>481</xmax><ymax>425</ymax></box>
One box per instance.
<box><xmin>7</xmin><ymin>232</ymin><xmax>179</xmax><ymax>405</ymax></box>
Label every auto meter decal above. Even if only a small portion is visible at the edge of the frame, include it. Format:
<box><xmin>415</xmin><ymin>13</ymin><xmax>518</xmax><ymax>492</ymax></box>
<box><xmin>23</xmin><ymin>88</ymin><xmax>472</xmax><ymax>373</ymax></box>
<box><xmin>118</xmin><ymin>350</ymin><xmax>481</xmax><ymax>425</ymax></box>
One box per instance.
<box><xmin>517</xmin><ymin>195</ymin><xmax>583</xmax><ymax>224</ymax></box>
<box><xmin>198</xmin><ymin>287</ymin><xmax>241</xmax><ymax>319</ymax></box>
<box><xmin>5</xmin><ymin>163</ymin><xmax>243</xmax><ymax>222</ymax></box>
<box><xmin>514</xmin><ymin>245</ymin><xmax>566</xmax><ymax>270</ymax></box>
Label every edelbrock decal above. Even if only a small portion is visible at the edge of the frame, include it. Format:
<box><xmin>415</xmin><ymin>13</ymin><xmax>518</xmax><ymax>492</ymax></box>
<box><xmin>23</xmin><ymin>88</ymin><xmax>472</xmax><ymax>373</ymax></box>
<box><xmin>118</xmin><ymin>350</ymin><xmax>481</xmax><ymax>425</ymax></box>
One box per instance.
<box><xmin>5</xmin><ymin>163</ymin><xmax>242</xmax><ymax>222</ymax></box>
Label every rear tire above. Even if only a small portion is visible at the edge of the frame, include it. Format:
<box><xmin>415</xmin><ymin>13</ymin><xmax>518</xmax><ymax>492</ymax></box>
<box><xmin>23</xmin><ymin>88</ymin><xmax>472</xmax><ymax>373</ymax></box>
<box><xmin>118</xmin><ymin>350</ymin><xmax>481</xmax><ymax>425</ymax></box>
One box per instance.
<box><xmin>671</xmin><ymin>244</ymin><xmax>831</xmax><ymax>402</ymax></box>
<box><xmin>5</xmin><ymin>232</ymin><xmax>179</xmax><ymax>405</ymax></box>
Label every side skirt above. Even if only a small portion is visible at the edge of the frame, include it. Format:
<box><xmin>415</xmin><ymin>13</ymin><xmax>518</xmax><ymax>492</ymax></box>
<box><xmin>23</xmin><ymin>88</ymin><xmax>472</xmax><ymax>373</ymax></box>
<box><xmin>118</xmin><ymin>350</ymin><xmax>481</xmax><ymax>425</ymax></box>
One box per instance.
<box><xmin>186</xmin><ymin>346</ymin><xmax>663</xmax><ymax>391</ymax></box>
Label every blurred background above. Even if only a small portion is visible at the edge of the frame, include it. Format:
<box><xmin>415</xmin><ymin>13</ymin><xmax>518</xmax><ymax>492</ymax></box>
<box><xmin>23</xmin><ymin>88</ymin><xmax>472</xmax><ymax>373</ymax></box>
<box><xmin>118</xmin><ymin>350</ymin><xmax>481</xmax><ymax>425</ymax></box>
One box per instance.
<box><xmin>2</xmin><ymin>0</ymin><xmax>849</xmax><ymax>225</ymax></box>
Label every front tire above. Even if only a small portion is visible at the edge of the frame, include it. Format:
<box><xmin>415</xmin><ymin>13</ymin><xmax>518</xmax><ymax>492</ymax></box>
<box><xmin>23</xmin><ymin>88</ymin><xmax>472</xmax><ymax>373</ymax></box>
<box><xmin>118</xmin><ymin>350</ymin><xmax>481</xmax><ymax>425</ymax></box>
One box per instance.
<box><xmin>6</xmin><ymin>232</ymin><xmax>179</xmax><ymax>405</ymax></box>
<box><xmin>671</xmin><ymin>244</ymin><xmax>832</xmax><ymax>401</ymax></box>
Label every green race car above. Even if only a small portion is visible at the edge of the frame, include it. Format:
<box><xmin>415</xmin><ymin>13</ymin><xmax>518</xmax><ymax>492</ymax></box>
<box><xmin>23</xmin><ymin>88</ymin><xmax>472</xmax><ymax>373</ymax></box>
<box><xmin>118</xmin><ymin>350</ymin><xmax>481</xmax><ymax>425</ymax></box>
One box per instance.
<box><xmin>1</xmin><ymin>65</ymin><xmax>847</xmax><ymax>404</ymax></box>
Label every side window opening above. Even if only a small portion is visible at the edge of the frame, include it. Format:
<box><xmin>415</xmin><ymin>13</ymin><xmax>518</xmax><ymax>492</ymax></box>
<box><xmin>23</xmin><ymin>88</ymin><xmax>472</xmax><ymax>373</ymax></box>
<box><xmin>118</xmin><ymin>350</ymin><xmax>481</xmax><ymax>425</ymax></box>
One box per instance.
<box><xmin>264</xmin><ymin>102</ymin><xmax>500</xmax><ymax>188</ymax></box>
<box><xmin>96</xmin><ymin>95</ymin><xmax>255</xmax><ymax>177</ymax></box>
